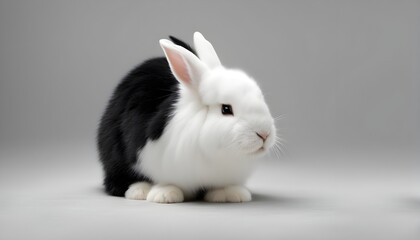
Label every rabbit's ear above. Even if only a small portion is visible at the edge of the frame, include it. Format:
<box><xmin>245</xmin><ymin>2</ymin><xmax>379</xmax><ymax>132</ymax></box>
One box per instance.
<box><xmin>160</xmin><ymin>39</ymin><xmax>208</xmax><ymax>89</ymax></box>
<box><xmin>193</xmin><ymin>32</ymin><xmax>221</xmax><ymax>69</ymax></box>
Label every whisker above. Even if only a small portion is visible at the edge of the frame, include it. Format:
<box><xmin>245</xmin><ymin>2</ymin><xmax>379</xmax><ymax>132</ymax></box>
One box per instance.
<box><xmin>272</xmin><ymin>144</ymin><xmax>282</xmax><ymax>160</ymax></box>
<box><xmin>275</xmin><ymin>145</ymin><xmax>282</xmax><ymax>159</ymax></box>
<box><xmin>273</xmin><ymin>114</ymin><xmax>287</xmax><ymax>121</ymax></box>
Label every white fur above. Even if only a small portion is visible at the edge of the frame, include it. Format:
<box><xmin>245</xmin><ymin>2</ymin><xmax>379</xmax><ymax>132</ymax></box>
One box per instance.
<box><xmin>193</xmin><ymin>32</ymin><xmax>221</xmax><ymax>69</ymax></box>
<box><xmin>134</xmin><ymin>32</ymin><xmax>276</xmax><ymax>203</ymax></box>
<box><xmin>146</xmin><ymin>184</ymin><xmax>184</xmax><ymax>203</ymax></box>
<box><xmin>125</xmin><ymin>182</ymin><xmax>152</xmax><ymax>200</ymax></box>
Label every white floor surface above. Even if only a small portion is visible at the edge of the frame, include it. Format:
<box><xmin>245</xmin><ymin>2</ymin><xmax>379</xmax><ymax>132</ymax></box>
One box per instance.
<box><xmin>0</xmin><ymin>146</ymin><xmax>419</xmax><ymax>240</ymax></box>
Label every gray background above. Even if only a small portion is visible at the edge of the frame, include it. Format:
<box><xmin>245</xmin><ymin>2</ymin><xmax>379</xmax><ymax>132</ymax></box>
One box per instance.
<box><xmin>0</xmin><ymin>1</ymin><xmax>419</xmax><ymax>240</ymax></box>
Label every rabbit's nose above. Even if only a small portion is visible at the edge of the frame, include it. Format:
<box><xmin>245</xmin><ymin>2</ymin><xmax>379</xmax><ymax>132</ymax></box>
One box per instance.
<box><xmin>256</xmin><ymin>132</ymin><xmax>269</xmax><ymax>142</ymax></box>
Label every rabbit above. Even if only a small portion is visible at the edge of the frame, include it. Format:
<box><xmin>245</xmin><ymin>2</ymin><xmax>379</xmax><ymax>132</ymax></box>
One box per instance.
<box><xmin>97</xmin><ymin>32</ymin><xmax>276</xmax><ymax>203</ymax></box>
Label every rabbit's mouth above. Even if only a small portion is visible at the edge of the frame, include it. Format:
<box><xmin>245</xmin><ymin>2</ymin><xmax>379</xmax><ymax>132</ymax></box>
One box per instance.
<box><xmin>249</xmin><ymin>145</ymin><xmax>266</xmax><ymax>155</ymax></box>
<box><xmin>255</xmin><ymin>147</ymin><xmax>265</xmax><ymax>154</ymax></box>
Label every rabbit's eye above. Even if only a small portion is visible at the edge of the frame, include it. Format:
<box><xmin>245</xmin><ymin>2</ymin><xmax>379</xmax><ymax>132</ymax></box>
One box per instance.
<box><xmin>221</xmin><ymin>104</ymin><xmax>234</xmax><ymax>116</ymax></box>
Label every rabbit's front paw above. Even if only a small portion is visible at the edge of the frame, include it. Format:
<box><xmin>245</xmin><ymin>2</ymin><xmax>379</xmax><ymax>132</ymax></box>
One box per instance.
<box><xmin>146</xmin><ymin>184</ymin><xmax>184</xmax><ymax>203</ymax></box>
<box><xmin>125</xmin><ymin>182</ymin><xmax>152</xmax><ymax>200</ymax></box>
<box><xmin>204</xmin><ymin>186</ymin><xmax>252</xmax><ymax>203</ymax></box>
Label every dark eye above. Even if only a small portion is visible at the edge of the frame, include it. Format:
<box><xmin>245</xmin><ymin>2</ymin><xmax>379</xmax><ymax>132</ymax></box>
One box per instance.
<box><xmin>221</xmin><ymin>104</ymin><xmax>234</xmax><ymax>116</ymax></box>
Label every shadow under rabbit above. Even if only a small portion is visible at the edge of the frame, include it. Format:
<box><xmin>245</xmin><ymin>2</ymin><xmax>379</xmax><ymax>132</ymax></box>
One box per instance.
<box><xmin>89</xmin><ymin>185</ymin><xmax>327</xmax><ymax>211</ymax></box>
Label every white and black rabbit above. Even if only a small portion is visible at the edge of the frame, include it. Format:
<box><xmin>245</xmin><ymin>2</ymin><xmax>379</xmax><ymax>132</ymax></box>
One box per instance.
<box><xmin>97</xmin><ymin>32</ymin><xmax>276</xmax><ymax>203</ymax></box>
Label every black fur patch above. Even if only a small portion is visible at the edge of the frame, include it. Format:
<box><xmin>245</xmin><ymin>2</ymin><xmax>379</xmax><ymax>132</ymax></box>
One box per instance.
<box><xmin>97</xmin><ymin>36</ymin><xmax>196</xmax><ymax>196</ymax></box>
<box><xmin>169</xmin><ymin>36</ymin><xmax>197</xmax><ymax>55</ymax></box>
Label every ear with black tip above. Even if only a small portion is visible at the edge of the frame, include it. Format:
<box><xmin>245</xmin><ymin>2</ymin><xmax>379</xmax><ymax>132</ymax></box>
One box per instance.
<box><xmin>169</xmin><ymin>36</ymin><xmax>197</xmax><ymax>55</ymax></box>
<box><xmin>160</xmin><ymin>39</ymin><xmax>208</xmax><ymax>89</ymax></box>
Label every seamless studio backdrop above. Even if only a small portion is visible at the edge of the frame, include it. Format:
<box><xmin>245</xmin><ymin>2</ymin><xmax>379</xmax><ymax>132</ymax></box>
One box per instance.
<box><xmin>0</xmin><ymin>1</ymin><xmax>419</xmax><ymax>240</ymax></box>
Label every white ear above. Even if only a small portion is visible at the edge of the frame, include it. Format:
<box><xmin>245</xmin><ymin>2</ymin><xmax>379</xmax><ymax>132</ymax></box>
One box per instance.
<box><xmin>160</xmin><ymin>39</ymin><xmax>208</xmax><ymax>89</ymax></box>
<box><xmin>193</xmin><ymin>32</ymin><xmax>222</xmax><ymax>69</ymax></box>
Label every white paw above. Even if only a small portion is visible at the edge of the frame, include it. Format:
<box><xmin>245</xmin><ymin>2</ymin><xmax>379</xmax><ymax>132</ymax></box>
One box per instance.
<box><xmin>125</xmin><ymin>182</ymin><xmax>152</xmax><ymax>200</ymax></box>
<box><xmin>204</xmin><ymin>186</ymin><xmax>252</xmax><ymax>203</ymax></box>
<box><xmin>146</xmin><ymin>184</ymin><xmax>184</xmax><ymax>203</ymax></box>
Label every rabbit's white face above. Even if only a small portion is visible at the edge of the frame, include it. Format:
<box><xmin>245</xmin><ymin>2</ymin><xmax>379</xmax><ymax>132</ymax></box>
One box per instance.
<box><xmin>198</xmin><ymin>68</ymin><xmax>276</xmax><ymax>159</ymax></box>
<box><xmin>160</xmin><ymin>32</ymin><xmax>276</xmax><ymax>160</ymax></box>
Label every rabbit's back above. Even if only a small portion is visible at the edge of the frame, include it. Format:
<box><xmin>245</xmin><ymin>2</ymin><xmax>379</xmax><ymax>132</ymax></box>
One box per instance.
<box><xmin>97</xmin><ymin>57</ymin><xmax>179</xmax><ymax>196</ymax></box>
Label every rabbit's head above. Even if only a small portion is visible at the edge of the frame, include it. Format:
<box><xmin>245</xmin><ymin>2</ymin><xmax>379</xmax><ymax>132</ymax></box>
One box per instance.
<box><xmin>160</xmin><ymin>32</ymin><xmax>276</xmax><ymax>160</ymax></box>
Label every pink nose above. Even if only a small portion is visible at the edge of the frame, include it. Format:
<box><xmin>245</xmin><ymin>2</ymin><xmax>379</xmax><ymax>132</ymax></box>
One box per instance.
<box><xmin>256</xmin><ymin>132</ymin><xmax>269</xmax><ymax>141</ymax></box>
